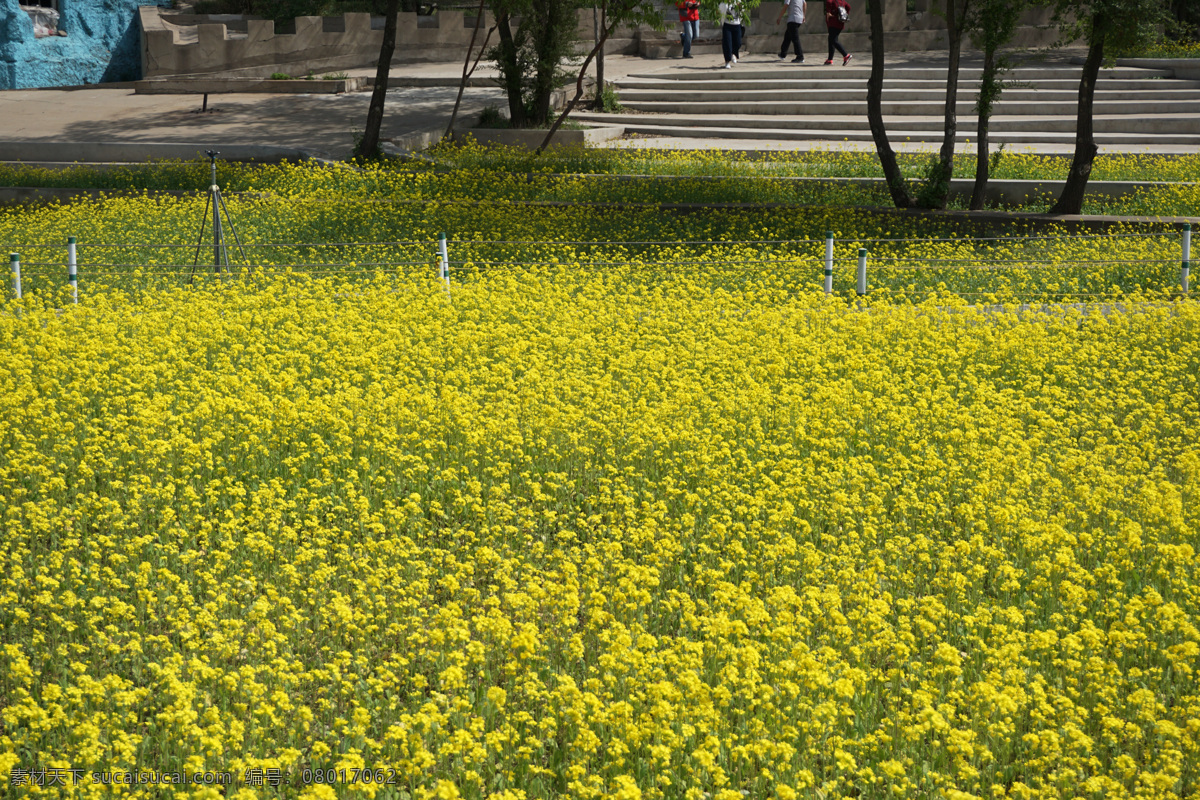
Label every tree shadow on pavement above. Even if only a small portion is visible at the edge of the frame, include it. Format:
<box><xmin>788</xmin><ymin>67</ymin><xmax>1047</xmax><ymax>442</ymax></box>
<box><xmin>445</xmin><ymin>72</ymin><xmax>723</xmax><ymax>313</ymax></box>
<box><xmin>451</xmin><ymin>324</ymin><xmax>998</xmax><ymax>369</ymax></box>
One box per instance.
<box><xmin>55</xmin><ymin>87</ymin><xmax>505</xmax><ymax>159</ymax></box>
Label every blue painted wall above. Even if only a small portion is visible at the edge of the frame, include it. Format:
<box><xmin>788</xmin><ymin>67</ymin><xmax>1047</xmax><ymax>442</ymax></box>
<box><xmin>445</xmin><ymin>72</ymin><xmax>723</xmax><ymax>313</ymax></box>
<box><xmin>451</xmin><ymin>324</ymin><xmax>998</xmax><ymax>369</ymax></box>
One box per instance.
<box><xmin>1</xmin><ymin>0</ymin><xmax>172</xmax><ymax>89</ymax></box>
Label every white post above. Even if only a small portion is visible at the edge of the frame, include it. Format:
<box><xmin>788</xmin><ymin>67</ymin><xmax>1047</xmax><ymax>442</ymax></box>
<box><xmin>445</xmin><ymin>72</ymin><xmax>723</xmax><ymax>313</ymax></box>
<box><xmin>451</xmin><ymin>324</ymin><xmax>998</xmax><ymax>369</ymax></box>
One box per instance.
<box><xmin>857</xmin><ymin>247</ymin><xmax>868</xmax><ymax>297</ymax></box>
<box><xmin>211</xmin><ymin>157</ymin><xmax>224</xmax><ymax>272</ymax></box>
<box><xmin>68</xmin><ymin>236</ymin><xmax>78</xmax><ymax>304</ymax></box>
<box><xmin>439</xmin><ymin>232</ymin><xmax>450</xmax><ymax>292</ymax></box>
<box><xmin>1183</xmin><ymin>222</ymin><xmax>1191</xmax><ymax>295</ymax></box>
<box><xmin>824</xmin><ymin>231</ymin><xmax>834</xmax><ymax>296</ymax></box>
<box><xmin>10</xmin><ymin>253</ymin><xmax>20</xmax><ymax>300</ymax></box>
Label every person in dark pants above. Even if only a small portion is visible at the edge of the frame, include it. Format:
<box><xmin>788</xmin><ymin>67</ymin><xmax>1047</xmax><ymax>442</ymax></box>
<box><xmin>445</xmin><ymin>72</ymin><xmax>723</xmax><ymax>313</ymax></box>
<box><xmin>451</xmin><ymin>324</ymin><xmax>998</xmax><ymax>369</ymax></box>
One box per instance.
<box><xmin>718</xmin><ymin>1</ymin><xmax>745</xmax><ymax>68</ymax></box>
<box><xmin>776</xmin><ymin>0</ymin><xmax>806</xmax><ymax>63</ymax></box>
<box><xmin>823</xmin><ymin>0</ymin><xmax>850</xmax><ymax>64</ymax></box>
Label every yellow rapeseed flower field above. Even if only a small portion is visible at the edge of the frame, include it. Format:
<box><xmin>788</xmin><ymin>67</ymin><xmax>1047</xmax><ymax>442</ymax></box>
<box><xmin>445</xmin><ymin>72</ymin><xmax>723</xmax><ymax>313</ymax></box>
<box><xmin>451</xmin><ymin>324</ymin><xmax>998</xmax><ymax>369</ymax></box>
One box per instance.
<box><xmin>2</xmin><ymin>158</ymin><xmax>1197</xmax><ymax>797</ymax></box>
<box><xmin>1</xmin><ymin>265</ymin><xmax>1198</xmax><ymax>798</ymax></box>
<box><xmin>0</xmin><ymin>189</ymin><xmax>1189</xmax><ymax>302</ymax></box>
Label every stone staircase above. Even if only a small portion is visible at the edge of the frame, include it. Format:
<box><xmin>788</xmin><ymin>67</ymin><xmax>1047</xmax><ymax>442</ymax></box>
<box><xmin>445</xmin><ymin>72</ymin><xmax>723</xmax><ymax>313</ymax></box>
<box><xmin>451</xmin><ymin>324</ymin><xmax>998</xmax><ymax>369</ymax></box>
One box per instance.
<box><xmin>573</xmin><ymin>64</ymin><xmax>1200</xmax><ymax>148</ymax></box>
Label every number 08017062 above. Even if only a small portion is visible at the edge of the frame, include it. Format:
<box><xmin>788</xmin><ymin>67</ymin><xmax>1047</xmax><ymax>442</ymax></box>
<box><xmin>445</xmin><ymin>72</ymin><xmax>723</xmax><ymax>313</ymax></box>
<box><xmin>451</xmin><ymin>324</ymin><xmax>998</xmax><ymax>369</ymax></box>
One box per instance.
<box><xmin>299</xmin><ymin>768</ymin><xmax>398</xmax><ymax>785</ymax></box>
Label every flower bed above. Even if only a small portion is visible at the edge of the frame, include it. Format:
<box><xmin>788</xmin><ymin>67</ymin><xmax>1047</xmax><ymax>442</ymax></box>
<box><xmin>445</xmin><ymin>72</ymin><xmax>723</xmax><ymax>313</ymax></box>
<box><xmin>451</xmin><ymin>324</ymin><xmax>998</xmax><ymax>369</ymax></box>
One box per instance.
<box><xmin>3</xmin><ymin>274</ymin><xmax>1200</xmax><ymax>798</ymax></box>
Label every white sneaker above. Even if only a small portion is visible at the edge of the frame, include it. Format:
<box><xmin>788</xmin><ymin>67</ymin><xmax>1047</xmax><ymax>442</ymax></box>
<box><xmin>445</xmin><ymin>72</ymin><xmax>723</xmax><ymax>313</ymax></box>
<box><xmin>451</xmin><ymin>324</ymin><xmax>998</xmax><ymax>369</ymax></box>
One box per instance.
<box><xmin>724</xmin><ymin>62</ymin><xmax>733</xmax><ymax>68</ymax></box>
<box><xmin>732</xmin><ymin>55</ymin><xmax>738</xmax><ymax>63</ymax></box>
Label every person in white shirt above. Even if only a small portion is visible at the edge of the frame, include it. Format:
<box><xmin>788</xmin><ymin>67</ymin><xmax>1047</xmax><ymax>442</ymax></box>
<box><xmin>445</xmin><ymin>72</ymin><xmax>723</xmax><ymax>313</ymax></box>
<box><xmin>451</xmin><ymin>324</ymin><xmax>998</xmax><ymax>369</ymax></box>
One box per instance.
<box><xmin>776</xmin><ymin>0</ymin><xmax>806</xmax><ymax>63</ymax></box>
<box><xmin>718</xmin><ymin>1</ymin><xmax>745</xmax><ymax>68</ymax></box>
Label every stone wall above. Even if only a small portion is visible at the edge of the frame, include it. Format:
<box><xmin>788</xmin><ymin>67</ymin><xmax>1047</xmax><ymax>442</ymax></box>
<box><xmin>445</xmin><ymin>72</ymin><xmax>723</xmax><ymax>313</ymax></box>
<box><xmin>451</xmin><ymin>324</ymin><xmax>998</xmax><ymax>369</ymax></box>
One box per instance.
<box><xmin>654</xmin><ymin>0</ymin><xmax>1066</xmax><ymax>57</ymax></box>
<box><xmin>141</xmin><ymin>7</ymin><xmax>522</xmax><ymax>79</ymax></box>
<box><xmin>137</xmin><ymin>0</ymin><xmax>1071</xmax><ymax>80</ymax></box>
<box><xmin>139</xmin><ymin>6</ymin><xmax>650</xmax><ymax>80</ymax></box>
<box><xmin>1</xmin><ymin>0</ymin><xmax>172</xmax><ymax>89</ymax></box>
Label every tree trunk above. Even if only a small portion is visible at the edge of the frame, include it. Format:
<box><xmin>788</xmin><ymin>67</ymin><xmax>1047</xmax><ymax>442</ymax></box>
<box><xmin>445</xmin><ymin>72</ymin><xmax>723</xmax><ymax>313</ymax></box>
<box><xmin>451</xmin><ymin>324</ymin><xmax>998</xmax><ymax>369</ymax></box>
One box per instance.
<box><xmin>596</xmin><ymin>1</ymin><xmax>606</xmax><ymax>101</ymax></box>
<box><xmin>355</xmin><ymin>0</ymin><xmax>400</xmax><ymax>160</ymax></box>
<box><xmin>1051</xmin><ymin>17</ymin><xmax>1104</xmax><ymax>215</ymax></box>
<box><xmin>531</xmin><ymin>0</ymin><xmax>553</xmax><ymax>125</ymax></box>
<box><xmin>444</xmin><ymin>0</ymin><xmax>489</xmax><ymax>140</ymax></box>
<box><xmin>494</xmin><ymin>10</ymin><xmax>528</xmax><ymax>127</ymax></box>
<box><xmin>969</xmin><ymin>45</ymin><xmax>998</xmax><ymax>211</ymax></box>
<box><xmin>867</xmin><ymin>0</ymin><xmax>914</xmax><ymax>207</ymax></box>
<box><xmin>538</xmin><ymin>21</ymin><xmax>610</xmax><ymax>153</ymax></box>
<box><xmin>530</xmin><ymin>0</ymin><xmax>572</xmax><ymax>126</ymax></box>
<box><xmin>928</xmin><ymin>0</ymin><xmax>965</xmax><ymax>208</ymax></box>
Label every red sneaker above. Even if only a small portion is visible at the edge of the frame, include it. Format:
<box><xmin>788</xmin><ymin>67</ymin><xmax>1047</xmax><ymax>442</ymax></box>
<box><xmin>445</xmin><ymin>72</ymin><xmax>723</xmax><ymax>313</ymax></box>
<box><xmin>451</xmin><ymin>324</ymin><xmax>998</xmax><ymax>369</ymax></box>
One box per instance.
<box><xmin>823</xmin><ymin>59</ymin><xmax>833</xmax><ymax>65</ymax></box>
<box><xmin>843</xmin><ymin>53</ymin><xmax>852</xmax><ymax>65</ymax></box>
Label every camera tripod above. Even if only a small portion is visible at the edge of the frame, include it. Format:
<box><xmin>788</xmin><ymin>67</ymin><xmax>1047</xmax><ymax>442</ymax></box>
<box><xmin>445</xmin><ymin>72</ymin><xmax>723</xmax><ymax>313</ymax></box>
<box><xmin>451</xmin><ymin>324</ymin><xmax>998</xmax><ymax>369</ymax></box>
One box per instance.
<box><xmin>190</xmin><ymin>150</ymin><xmax>247</xmax><ymax>284</ymax></box>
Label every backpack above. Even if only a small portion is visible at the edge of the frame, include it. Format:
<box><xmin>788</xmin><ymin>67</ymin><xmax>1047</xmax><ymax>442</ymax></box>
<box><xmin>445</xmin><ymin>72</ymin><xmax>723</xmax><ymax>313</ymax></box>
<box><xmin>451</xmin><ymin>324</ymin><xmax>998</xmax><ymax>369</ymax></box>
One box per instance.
<box><xmin>836</xmin><ymin>0</ymin><xmax>849</xmax><ymax>21</ymax></box>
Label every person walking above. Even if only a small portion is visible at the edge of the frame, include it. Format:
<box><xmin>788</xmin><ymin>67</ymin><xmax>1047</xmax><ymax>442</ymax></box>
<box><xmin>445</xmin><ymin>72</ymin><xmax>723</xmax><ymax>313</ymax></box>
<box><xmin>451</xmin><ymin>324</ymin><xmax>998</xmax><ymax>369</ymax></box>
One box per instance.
<box><xmin>823</xmin><ymin>0</ymin><xmax>851</xmax><ymax>65</ymax></box>
<box><xmin>776</xmin><ymin>0</ymin><xmax>806</xmax><ymax>63</ymax></box>
<box><xmin>718</xmin><ymin>0</ymin><xmax>745</xmax><ymax>69</ymax></box>
<box><xmin>676</xmin><ymin>0</ymin><xmax>700</xmax><ymax>59</ymax></box>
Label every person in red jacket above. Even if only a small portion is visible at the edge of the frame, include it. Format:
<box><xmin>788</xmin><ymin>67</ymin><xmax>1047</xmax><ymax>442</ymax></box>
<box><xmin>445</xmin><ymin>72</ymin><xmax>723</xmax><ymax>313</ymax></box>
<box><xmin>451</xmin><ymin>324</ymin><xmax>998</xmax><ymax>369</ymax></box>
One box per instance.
<box><xmin>676</xmin><ymin>0</ymin><xmax>701</xmax><ymax>59</ymax></box>
<box><xmin>823</xmin><ymin>0</ymin><xmax>851</xmax><ymax>65</ymax></box>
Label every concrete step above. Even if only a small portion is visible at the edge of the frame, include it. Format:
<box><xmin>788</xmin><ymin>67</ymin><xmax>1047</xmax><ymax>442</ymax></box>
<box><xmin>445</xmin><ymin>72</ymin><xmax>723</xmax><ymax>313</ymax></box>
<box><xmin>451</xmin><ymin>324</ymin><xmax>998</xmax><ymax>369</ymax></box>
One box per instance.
<box><xmin>614</xmin><ymin>88</ymin><xmax>1200</xmax><ymax>103</ymax></box>
<box><xmin>600</xmin><ymin>121</ymin><xmax>1200</xmax><ymax>145</ymax></box>
<box><xmin>615</xmin><ymin>98</ymin><xmax>1190</xmax><ymax>116</ymax></box>
<box><xmin>574</xmin><ymin>112</ymin><xmax>1200</xmax><ymax>135</ymax></box>
<box><xmin>995</xmin><ymin>114</ymin><xmax>1200</xmax><ymax>134</ymax></box>
<box><xmin>591</xmin><ymin>61</ymin><xmax>1196</xmax><ymax>149</ymax></box>
<box><xmin>615</xmin><ymin>77</ymin><xmax>1200</xmax><ymax>92</ymax></box>
<box><xmin>623</xmin><ymin>66</ymin><xmax>1177</xmax><ymax>81</ymax></box>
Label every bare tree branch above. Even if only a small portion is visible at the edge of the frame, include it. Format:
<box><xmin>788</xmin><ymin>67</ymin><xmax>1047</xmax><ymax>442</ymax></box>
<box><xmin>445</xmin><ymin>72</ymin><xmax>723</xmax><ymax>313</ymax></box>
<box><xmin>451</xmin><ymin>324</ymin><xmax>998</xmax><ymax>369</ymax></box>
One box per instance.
<box><xmin>445</xmin><ymin>0</ymin><xmax>494</xmax><ymax>141</ymax></box>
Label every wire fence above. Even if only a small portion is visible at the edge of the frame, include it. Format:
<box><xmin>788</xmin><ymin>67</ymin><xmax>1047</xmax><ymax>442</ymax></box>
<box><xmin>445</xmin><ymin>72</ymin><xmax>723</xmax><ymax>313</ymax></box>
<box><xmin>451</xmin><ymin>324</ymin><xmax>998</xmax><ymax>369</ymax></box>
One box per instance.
<box><xmin>4</xmin><ymin>226</ymin><xmax>1193</xmax><ymax>304</ymax></box>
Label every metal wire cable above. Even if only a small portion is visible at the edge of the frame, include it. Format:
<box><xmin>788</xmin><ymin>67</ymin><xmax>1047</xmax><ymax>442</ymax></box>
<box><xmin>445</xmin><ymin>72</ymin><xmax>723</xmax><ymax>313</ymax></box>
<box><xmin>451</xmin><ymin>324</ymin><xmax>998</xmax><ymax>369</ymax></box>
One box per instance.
<box><xmin>18</xmin><ymin>260</ymin><xmax>436</xmax><ymax>270</ymax></box>
<box><xmin>854</xmin><ymin>232</ymin><xmax>1177</xmax><ymax>244</ymax></box>
<box><xmin>6</xmin><ymin>241</ymin><xmax>436</xmax><ymax>250</ymax></box>
<box><xmin>5</xmin><ymin>230</ymin><xmax>1183</xmax><ymax>250</ymax></box>
<box><xmin>865</xmin><ymin>256</ymin><xmax>1177</xmax><ymax>265</ymax></box>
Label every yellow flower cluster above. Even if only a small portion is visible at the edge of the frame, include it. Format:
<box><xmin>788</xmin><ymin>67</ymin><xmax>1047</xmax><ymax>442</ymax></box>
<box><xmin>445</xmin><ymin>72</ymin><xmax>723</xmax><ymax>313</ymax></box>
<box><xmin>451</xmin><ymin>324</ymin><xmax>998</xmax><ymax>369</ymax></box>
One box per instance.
<box><xmin>2</xmin><ymin>270</ymin><xmax>1198</xmax><ymax>799</ymax></box>
<box><xmin>4</xmin><ymin>147</ymin><xmax>1199</xmax><ymax>188</ymax></box>
<box><xmin>0</xmin><ymin>186</ymin><xmax>1188</xmax><ymax>303</ymax></box>
<box><xmin>1139</xmin><ymin>39</ymin><xmax>1200</xmax><ymax>59</ymax></box>
<box><xmin>437</xmin><ymin>141</ymin><xmax>1200</xmax><ymax>187</ymax></box>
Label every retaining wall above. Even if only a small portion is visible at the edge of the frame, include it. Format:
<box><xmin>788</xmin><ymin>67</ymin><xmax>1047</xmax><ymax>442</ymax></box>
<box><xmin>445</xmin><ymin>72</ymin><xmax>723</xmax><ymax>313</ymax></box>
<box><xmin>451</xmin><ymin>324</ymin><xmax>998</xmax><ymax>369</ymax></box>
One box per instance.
<box><xmin>140</xmin><ymin>7</ymin><xmax>541</xmax><ymax>79</ymax></box>
<box><xmin>645</xmin><ymin>0</ymin><xmax>1064</xmax><ymax>57</ymax></box>
<box><xmin>1115</xmin><ymin>58</ymin><xmax>1200</xmax><ymax>80</ymax></box>
<box><xmin>139</xmin><ymin>0</ymin><xmax>1070</xmax><ymax>80</ymax></box>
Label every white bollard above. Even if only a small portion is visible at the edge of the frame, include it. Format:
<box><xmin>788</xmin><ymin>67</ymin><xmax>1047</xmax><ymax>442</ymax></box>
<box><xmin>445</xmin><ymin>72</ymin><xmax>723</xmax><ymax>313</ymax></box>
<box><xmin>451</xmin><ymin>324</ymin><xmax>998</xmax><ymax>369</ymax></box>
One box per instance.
<box><xmin>1183</xmin><ymin>222</ymin><xmax>1191</xmax><ymax>295</ymax></box>
<box><xmin>857</xmin><ymin>247</ymin><xmax>868</xmax><ymax>297</ymax></box>
<box><xmin>10</xmin><ymin>253</ymin><xmax>20</xmax><ymax>300</ymax></box>
<box><xmin>68</xmin><ymin>236</ymin><xmax>78</xmax><ymax>304</ymax></box>
<box><xmin>824</xmin><ymin>231</ymin><xmax>834</xmax><ymax>295</ymax></box>
<box><xmin>438</xmin><ymin>232</ymin><xmax>450</xmax><ymax>292</ymax></box>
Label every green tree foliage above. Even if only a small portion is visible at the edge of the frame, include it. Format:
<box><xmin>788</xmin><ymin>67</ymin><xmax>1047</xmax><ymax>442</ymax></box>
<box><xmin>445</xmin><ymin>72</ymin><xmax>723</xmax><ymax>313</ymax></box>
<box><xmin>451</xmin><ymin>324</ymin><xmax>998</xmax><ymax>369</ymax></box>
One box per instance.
<box><xmin>537</xmin><ymin>0</ymin><xmax>663</xmax><ymax>152</ymax></box>
<box><xmin>698</xmin><ymin>0</ymin><xmax>764</xmax><ymax>18</ymax></box>
<box><xmin>1169</xmin><ymin>0</ymin><xmax>1200</xmax><ymax>39</ymax></box>
<box><xmin>487</xmin><ymin>0</ymin><xmax>582</xmax><ymax>128</ymax></box>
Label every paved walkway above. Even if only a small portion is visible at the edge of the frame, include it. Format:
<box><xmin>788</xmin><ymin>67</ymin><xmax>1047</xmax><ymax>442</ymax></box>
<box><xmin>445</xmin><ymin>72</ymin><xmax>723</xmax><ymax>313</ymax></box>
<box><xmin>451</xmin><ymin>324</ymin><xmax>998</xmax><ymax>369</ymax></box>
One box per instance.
<box><xmin>1</xmin><ymin>51</ymin><xmax>1197</xmax><ymax>160</ymax></box>
<box><xmin>0</xmin><ymin>56</ymin><xmax>651</xmax><ymax>161</ymax></box>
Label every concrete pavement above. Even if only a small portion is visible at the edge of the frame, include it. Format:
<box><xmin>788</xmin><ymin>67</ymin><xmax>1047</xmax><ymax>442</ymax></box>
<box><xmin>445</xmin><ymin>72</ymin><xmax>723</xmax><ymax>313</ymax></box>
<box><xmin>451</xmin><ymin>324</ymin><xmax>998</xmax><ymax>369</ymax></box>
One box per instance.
<box><xmin>0</xmin><ymin>55</ymin><xmax>649</xmax><ymax>162</ymax></box>
<box><xmin>1</xmin><ymin>52</ymin><xmax>1198</xmax><ymax>160</ymax></box>
<box><xmin>0</xmin><ymin>83</ymin><xmax>506</xmax><ymax>161</ymax></box>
